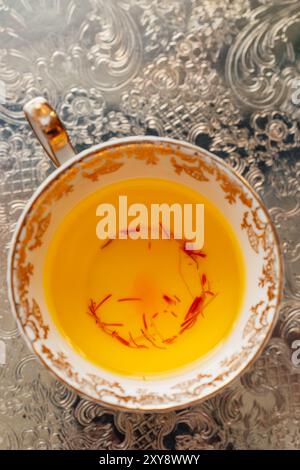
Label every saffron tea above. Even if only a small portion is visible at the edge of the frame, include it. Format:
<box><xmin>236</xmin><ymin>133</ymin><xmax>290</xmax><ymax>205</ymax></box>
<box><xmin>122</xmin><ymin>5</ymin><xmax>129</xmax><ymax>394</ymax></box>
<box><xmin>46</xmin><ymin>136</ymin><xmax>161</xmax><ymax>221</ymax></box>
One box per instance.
<box><xmin>43</xmin><ymin>178</ymin><xmax>245</xmax><ymax>376</ymax></box>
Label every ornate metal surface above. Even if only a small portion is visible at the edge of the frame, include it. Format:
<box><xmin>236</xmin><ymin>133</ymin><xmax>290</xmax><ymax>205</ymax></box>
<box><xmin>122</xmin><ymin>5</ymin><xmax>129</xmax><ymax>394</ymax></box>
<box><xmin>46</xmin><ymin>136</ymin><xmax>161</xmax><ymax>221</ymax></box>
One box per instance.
<box><xmin>0</xmin><ymin>0</ymin><xmax>299</xmax><ymax>450</ymax></box>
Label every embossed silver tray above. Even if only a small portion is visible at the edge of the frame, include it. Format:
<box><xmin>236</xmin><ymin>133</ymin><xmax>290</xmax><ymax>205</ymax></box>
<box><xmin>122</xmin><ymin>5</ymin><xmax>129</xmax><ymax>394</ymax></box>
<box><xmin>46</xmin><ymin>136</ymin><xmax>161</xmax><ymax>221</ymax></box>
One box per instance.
<box><xmin>0</xmin><ymin>0</ymin><xmax>299</xmax><ymax>450</ymax></box>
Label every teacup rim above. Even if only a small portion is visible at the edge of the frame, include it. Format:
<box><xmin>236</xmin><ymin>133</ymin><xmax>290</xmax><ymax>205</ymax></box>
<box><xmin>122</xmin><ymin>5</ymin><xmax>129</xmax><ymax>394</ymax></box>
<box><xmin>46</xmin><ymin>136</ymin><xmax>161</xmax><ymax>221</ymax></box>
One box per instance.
<box><xmin>7</xmin><ymin>135</ymin><xmax>284</xmax><ymax>411</ymax></box>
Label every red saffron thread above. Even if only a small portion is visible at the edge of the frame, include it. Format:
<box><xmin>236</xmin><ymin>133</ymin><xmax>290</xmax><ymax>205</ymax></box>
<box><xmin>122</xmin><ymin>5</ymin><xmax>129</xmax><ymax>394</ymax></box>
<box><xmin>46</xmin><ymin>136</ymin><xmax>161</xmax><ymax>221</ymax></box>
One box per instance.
<box><xmin>180</xmin><ymin>317</ymin><xmax>196</xmax><ymax>328</ymax></box>
<box><xmin>159</xmin><ymin>221</ymin><xmax>171</xmax><ymax>239</ymax></box>
<box><xmin>129</xmin><ymin>332</ymin><xmax>148</xmax><ymax>349</ymax></box>
<box><xmin>162</xmin><ymin>294</ymin><xmax>176</xmax><ymax>305</ymax></box>
<box><xmin>95</xmin><ymin>294</ymin><xmax>112</xmax><ymax>310</ymax></box>
<box><xmin>143</xmin><ymin>313</ymin><xmax>148</xmax><ymax>330</ymax></box>
<box><xmin>163</xmin><ymin>335</ymin><xmax>177</xmax><ymax>344</ymax></box>
<box><xmin>190</xmin><ymin>251</ymin><xmax>206</xmax><ymax>258</ymax></box>
<box><xmin>178</xmin><ymin>249</ymin><xmax>193</xmax><ymax>297</ymax></box>
<box><xmin>179</xmin><ymin>318</ymin><xmax>196</xmax><ymax>334</ymax></box>
<box><xmin>89</xmin><ymin>235</ymin><xmax>215</xmax><ymax>349</ymax></box>
<box><xmin>150</xmin><ymin>321</ymin><xmax>164</xmax><ymax>341</ymax></box>
<box><xmin>184</xmin><ymin>296</ymin><xmax>203</xmax><ymax>320</ymax></box>
<box><xmin>141</xmin><ymin>329</ymin><xmax>165</xmax><ymax>349</ymax></box>
<box><xmin>112</xmin><ymin>331</ymin><xmax>131</xmax><ymax>347</ymax></box>
<box><xmin>101</xmin><ymin>239</ymin><xmax>113</xmax><ymax>250</ymax></box>
<box><xmin>117</xmin><ymin>297</ymin><xmax>141</xmax><ymax>302</ymax></box>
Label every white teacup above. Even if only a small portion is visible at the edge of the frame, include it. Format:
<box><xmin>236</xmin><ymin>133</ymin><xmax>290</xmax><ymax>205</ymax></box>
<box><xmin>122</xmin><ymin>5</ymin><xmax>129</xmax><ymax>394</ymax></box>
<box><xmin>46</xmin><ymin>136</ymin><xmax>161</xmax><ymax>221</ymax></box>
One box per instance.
<box><xmin>7</xmin><ymin>97</ymin><xmax>283</xmax><ymax>411</ymax></box>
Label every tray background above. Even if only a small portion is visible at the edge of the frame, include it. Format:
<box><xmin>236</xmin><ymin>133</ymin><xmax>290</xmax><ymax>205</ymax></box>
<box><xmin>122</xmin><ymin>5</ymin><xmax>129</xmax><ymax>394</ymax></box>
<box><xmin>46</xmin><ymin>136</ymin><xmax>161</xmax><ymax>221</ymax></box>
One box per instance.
<box><xmin>0</xmin><ymin>0</ymin><xmax>299</xmax><ymax>450</ymax></box>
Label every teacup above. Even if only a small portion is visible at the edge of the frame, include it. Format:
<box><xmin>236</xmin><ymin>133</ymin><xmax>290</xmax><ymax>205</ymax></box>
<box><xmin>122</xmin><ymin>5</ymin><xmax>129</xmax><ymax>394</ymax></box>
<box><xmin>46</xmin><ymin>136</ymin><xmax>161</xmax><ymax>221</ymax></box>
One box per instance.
<box><xmin>7</xmin><ymin>97</ymin><xmax>282</xmax><ymax>411</ymax></box>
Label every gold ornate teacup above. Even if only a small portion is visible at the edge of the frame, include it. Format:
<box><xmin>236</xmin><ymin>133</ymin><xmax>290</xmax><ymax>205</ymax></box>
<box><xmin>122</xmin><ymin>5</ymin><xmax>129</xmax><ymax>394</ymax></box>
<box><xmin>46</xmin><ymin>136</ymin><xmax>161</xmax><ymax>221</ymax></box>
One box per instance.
<box><xmin>7</xmin><ymin>97</ymin><xmax>282</xmax><ymax>411</ymax></box>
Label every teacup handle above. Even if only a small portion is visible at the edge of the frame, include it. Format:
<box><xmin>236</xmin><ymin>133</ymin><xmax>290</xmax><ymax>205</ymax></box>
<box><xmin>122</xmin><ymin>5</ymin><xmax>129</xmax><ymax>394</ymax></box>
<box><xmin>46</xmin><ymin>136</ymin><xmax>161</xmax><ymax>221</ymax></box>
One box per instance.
<box><xmin>23</xmin><ymin>97</ymin><xmax>76</xmax><ymax>167</ymax></box>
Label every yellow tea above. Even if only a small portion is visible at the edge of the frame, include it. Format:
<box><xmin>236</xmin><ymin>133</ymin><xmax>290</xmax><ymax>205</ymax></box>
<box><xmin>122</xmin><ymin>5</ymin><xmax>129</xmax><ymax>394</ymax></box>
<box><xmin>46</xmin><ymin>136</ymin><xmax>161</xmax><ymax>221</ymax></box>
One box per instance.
<box><xmin>43</xmin><ymin>178</ymin><xmax>245</xmax><ymax>376</ymax></box>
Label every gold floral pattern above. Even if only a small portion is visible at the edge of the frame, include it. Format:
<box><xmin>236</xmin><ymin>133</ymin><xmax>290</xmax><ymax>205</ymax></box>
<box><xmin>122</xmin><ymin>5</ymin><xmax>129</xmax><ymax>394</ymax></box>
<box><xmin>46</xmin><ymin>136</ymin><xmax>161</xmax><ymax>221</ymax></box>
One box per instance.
<box><xmin>241</xmin><ymin>208</ymin><xmax>277</xmax><ymax>302</ymax></box>
<box><xmin>28</xmin><ymin>213</ymin><xmax>51</xmax><ymax>251</ymax></box>
<box><xmin>14</xmin><ymin>166</ymin><xmax>80</xmax><ymax>345</ymax></box>
<box><xmin>243</xmin><ymin>301</ymin><xmax>274</xmax><ymax>340</ymax></box>
<box><xmin>23</xmin><ymin>298</ymin><xmax>49</xmax><ymax>341</ymax></box>
<box><xmin>171</xmin><ymin>150</ymin><xmax>253</xmax><ymax>207</ymax></box>
<box><xmin>82</xmin><ymin>160</ymin><xmax>124</xmax><ymax>181</ymax></box>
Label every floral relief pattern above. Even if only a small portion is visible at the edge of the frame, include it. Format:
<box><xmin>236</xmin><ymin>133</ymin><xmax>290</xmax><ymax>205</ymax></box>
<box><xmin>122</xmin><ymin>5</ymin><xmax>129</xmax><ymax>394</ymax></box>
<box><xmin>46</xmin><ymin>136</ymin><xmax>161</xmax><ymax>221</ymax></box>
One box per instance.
<box><xmin>0</xmin><ymin>0</ymin><xmax>299</xmax><ymax>450</ymax></box>
<box><xmin>60</xmin><ymin>87</ymin><xmax>105</xmax><ymax>146</ymax></box>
